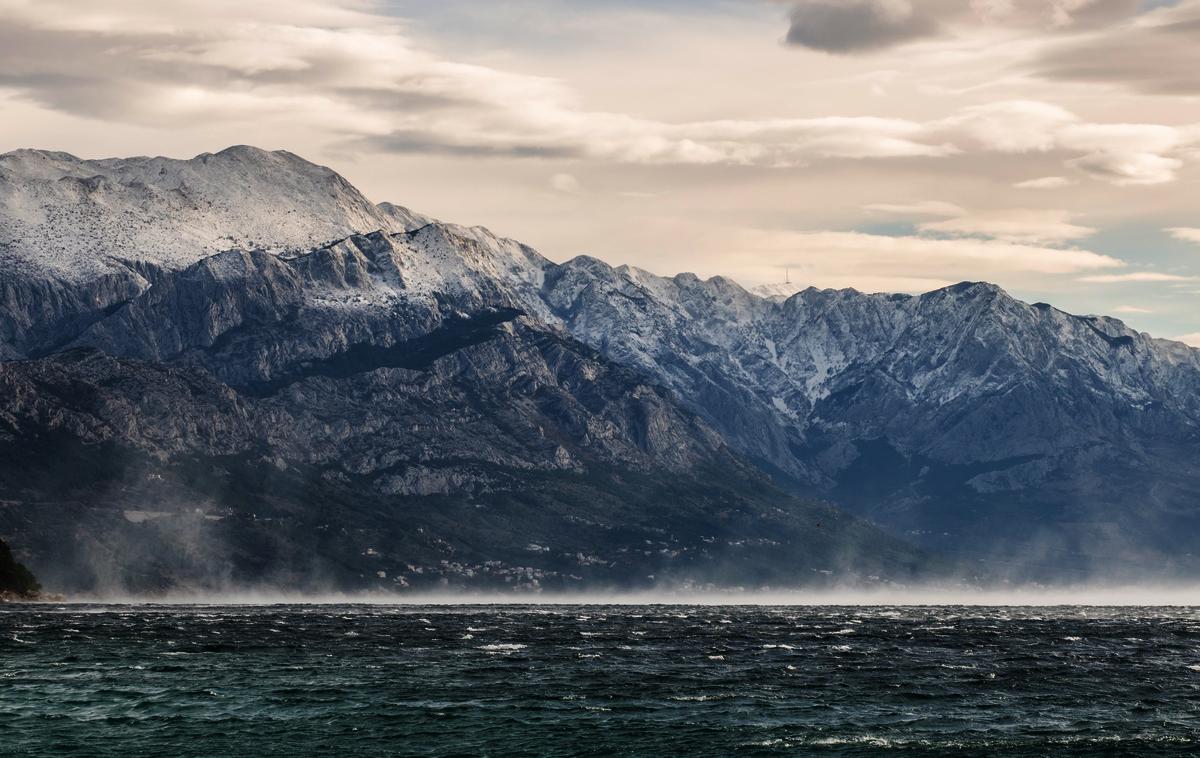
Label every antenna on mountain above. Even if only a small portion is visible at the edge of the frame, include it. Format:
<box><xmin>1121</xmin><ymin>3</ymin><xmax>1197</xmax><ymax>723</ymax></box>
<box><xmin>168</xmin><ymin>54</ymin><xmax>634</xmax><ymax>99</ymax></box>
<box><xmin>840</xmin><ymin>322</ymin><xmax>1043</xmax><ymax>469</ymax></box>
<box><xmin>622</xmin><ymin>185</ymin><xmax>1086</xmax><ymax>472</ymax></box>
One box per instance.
<box><xmin>785</xmin><ymin>267</ymin><xmax>790</xmax><ymax>285</ymax></box>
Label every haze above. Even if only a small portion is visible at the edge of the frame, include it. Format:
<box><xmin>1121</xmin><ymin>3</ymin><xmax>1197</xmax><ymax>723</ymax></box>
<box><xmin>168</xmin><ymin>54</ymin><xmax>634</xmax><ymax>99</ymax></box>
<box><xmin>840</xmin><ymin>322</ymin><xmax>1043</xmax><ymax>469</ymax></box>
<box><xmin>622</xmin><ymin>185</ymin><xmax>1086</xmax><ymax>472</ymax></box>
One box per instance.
<box><xmin>60</xmin><ymin>586</ymin><xmax>1200</xmax><ymax>608</ymax></box>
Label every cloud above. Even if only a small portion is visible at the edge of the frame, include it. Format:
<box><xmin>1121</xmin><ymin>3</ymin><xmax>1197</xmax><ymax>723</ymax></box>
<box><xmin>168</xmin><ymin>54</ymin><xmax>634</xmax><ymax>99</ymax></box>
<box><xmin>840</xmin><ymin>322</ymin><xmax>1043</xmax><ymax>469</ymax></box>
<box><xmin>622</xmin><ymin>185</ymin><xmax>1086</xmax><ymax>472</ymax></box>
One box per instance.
<box><xmin>942</xmin><ymin>100</ymin><xmax>1076</xmax><ymax>153</ymax></box>
<box><xmin>1114</xmin><ymin>305</ymin><xmax>1153</xmax><ymax>313</ymax></box>
<box><xmin>549</xmin><ymin>173</ymin><xmax>583</xmax><ymax>194</ymax></box>
<box><xmin>1014</xmin><ymin>176</ymin><xmax>1075</xmax><ymax>189</ymax></box>
<box><xmin>1033</xmin><ymin>0</ymin><xmax>1200</xmax><ymax>94</ymax></box>
<box><xmin>938</xmin><ymin>101</ymin><xmax>1198</xmax><ymax>185</ymax></box>
<box><xmin>0</xmin><ymin>0</ymin><xmax>1192</xmax><ymax>197</ymax></box>
<box><xmin>0</xmin><ymin>0</ymin><xmax>1192</xmax><ymax>184</ymax></box>
<box><xmin>1067</xmin><ymin>151</ymin><xmax>1182</xmax><ymax>185</ymax></box>
<box><xmin>734</xmin><ymin>228</ymin><xmax>1123</xmax><ymax>294</ymax></box>
<box><xmin>1178</xmin><ymin>332</ymin><xmax>1200</xmax><ymax>348</ymax></box>
<box><xmin>355</xmin><ymin>112</ymin><xmax>964</xmax><ymax>166</ymax></box>
<box><xmin>0</xmin><ymin>0</ymin><xmax>533</xmax><ymax>152</ymax></box>
<box><xmin>861</xmin><ymin>201</ymin><xmax>1101</xmax><ymax>246</ymax></box>
<box><xmin>863</xmin><ymin>200</ymin><xmax>965</xmax><ymax>216</ymax></box>
<box><xmin>918</xmin><ymin>208</ymin><xmax>1095</xmax><ymax>244</ymax></box>
<box><xmin>1168</xmin><ymin>227</ymin><xmax>1200</xmax><ymax>244</ymax></box>
<box><xmin>781</xmin><ymin>0</ymin><xmax>1145</xmax><ymax>54</ymax></box>
<box><xmin>1080</xmin><ymin>272</ymin><xmax>1196</xmax><ymax>282</ymax></box>
<box><xmin>862</xmin><ymin>204</ymin><xmax>1098</xmax><ymax>246</ymax></box>
<box><xmin>0</xmin><ymin>0</ymin><xmax>967</xmax><ymax>167</ymax></box>
<box><xmin>1058</xmin><ymin>123</ymin><xmax>1187</xmax><ymax>185</ymax></box>
<box><xmin>784</xmin><ymin>0</ymin><xmax>941</xmax><ymax>54</ymax></box>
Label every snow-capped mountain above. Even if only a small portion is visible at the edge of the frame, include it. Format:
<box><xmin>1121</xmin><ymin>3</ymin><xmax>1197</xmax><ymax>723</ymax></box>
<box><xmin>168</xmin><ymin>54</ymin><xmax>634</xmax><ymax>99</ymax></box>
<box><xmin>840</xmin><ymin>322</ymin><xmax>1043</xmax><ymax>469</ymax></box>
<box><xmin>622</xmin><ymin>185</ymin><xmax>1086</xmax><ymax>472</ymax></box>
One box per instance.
<box><xmin>0</xmin><ymin>147</ymin><xmax>927</xmax><ymax>593</ymax></box>
<box><xmin>2</xmin><ymin>145</ymin><xmax>1198</xmax><ymax>586</ymax></box>
<box><xmin>0</xmin><ymin>146</ymin><xmax>432</xmax><ymax>361</ymax></box>
<box><xmin>0</xmin><ymin>145</ymin><xmax>428</xmax><ymax>278</ymax></box>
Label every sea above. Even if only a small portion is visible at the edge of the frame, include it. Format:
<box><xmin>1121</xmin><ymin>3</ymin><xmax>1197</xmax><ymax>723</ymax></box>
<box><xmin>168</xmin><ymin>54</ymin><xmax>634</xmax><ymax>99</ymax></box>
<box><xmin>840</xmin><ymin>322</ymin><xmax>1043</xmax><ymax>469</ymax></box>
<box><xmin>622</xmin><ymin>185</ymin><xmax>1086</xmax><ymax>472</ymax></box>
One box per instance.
<box><xmin>2</xmin><ymin>602</ymin><xmax>1199</xmax><ymax>756</ymax></box>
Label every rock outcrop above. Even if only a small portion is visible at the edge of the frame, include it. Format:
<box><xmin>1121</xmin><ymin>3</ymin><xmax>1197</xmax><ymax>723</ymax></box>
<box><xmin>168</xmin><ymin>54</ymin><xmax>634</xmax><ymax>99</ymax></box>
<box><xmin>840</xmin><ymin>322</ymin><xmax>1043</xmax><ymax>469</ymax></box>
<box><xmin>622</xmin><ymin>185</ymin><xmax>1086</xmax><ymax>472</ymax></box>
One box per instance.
<box><xmin>0</xmin><ymin>538</ymin><xmax>41</xmax><ymax>600</ymax></box>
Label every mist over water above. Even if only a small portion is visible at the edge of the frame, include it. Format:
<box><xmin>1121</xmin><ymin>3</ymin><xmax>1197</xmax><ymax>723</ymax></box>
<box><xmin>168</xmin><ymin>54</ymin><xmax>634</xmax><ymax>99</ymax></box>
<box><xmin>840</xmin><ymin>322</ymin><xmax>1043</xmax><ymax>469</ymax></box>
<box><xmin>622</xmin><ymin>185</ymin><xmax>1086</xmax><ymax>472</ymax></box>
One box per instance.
<box><xmin>58</xmin><ymin>584</ymin><xmax>1200</xmax><ymax>607</ymax></box>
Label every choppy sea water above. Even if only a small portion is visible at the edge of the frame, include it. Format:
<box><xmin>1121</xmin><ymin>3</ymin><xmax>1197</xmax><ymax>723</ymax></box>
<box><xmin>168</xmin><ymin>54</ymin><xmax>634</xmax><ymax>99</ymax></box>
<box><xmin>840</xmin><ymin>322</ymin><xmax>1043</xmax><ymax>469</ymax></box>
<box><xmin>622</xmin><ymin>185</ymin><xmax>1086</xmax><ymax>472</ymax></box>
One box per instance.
<box><xmin>2</xmin><ymin>604</ymin><xmax>1200</xmax><ymax>756</ymax></box>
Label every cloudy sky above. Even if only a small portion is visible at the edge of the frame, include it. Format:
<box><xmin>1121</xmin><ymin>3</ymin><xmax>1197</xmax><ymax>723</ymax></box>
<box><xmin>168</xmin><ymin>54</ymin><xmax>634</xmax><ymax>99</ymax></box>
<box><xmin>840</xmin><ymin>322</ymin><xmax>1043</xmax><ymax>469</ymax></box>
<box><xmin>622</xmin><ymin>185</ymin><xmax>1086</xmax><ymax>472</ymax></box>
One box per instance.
<box><xmin>1</xmin><ymin>0</ymin><xmax>1199</xmax><ymax>343</ymax></box>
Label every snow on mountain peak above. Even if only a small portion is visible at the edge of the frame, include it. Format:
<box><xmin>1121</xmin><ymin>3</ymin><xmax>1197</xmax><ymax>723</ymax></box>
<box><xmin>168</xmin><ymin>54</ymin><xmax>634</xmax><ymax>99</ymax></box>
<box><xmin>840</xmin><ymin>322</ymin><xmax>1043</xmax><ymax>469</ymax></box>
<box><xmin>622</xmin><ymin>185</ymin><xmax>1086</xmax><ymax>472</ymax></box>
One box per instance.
<box><xmin>0</xmin><ymin>146</ymin><xmax>426</xmax><ymax>282</ymax></box>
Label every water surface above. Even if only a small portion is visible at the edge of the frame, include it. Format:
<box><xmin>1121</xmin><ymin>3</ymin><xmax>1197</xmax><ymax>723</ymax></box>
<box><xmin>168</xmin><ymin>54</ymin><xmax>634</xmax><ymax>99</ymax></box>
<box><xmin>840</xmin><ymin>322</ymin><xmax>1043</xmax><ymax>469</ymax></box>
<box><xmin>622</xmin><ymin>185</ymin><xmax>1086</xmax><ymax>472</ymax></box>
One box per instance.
<box><xmin>3</xmin><ymin>604</ymin><xmax>1199</xmax><ymax>755</ymax></box>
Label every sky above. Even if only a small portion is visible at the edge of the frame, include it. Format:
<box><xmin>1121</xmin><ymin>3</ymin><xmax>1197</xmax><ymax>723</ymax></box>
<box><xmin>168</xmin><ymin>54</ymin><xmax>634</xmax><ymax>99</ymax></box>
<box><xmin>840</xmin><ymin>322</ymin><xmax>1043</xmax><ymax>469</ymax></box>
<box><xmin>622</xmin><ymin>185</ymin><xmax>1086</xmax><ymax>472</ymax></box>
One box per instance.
<box><xmin>1</xmin><ymin>0</ymin><xmax>1198</xmax><ymax>344</ymax></box>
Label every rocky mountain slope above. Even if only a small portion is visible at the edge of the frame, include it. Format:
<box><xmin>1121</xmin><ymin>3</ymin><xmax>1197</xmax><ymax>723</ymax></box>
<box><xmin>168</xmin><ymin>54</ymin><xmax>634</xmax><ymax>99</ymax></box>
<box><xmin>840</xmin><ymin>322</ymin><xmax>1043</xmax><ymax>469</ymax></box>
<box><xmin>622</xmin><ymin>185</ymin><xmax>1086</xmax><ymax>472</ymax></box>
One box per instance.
<box><xmin>3</xmin><ymin>145</ymin><xmax>1198</xmax><ymax>585</ymax></box>
<box><xmin>535</xmin><ymin>268</ymin><xmax>1200</xmax><ymax>577</ymax></box>
<box><xmin>0</xmin><ymin>147</ymin><xmax>928</xmax><ymax>594</ymax></box>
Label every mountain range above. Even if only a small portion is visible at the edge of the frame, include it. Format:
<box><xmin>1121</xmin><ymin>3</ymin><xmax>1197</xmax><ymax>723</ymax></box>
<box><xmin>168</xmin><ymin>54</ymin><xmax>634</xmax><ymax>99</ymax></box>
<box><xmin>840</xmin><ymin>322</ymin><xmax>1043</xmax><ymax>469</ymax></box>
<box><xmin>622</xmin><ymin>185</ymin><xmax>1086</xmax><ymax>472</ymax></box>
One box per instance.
<box><xmin>1</xmin><ymin>145</ymin><xmax>1197</xmax><ymax>593</ymax></box>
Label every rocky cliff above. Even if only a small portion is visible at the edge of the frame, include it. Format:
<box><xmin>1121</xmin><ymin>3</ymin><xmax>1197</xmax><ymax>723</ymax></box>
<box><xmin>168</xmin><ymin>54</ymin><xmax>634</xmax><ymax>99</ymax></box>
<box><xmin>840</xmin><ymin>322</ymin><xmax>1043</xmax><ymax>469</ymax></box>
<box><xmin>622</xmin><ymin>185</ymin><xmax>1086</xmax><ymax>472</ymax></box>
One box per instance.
<box><xmin>0</xmin><ymin>538</ymin><xmax>41</xmax><ymax>600</ymax></box>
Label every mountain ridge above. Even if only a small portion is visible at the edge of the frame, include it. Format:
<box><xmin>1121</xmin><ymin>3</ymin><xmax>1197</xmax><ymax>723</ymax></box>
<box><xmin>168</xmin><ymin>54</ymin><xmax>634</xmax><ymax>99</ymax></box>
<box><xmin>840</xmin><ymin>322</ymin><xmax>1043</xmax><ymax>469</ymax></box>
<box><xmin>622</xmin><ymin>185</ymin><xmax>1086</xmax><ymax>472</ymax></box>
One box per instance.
<box><xmin>2</xmin><ymin>145</ymin><xmax>1199</xmax><ymax>583</ymax></box>
<box><xmin>3</xmin><ymin>144</ymin><xmax>1192</xmax><ymax>349</ymax></box>
<box><xmin>0</xmin><ymin>146</ymin><xmax>941</xmax><ymax>593</ymax></box>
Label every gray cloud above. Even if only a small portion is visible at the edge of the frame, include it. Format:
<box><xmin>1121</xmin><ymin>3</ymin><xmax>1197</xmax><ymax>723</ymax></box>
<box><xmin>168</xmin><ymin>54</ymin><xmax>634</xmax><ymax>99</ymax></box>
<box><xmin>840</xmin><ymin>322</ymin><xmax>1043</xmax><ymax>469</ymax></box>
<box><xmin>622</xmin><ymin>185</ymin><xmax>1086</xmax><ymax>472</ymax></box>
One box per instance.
<box><xmin>332</xmin><ymin>88</ymin><xmax>468</xmax><ymax>113</ymax></box>
<box><xmin>785</xmin><ymin>1</ymin><xmax>940</xmax><ymax>53</ymax></box>
<box><xmin>1033</xmin><ymin>2</ymin><xmax>1200</xmax><ymax>94</ymax></box>
<box><xmin>356</xmin><ymin>133</ymin><xmax>583</xmax><ymax>160</ymax></box>
<box><xmin>782</xmin><ymin>0</ymin><xmax>1145</xmax><ymax>54</ymax></box>
<box><xmin>776</xmin><ymin>0</ymin><xmax>1191</xmax><ymax>97</ymax></box>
